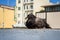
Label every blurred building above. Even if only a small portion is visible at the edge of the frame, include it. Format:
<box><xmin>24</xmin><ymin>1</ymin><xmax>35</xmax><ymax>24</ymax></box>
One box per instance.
<box><xmin>36</xmin><ymin>4</ymin><xmax>60</xmax><ymax>28</ymax></box>
<box><xmin>14</xmin><ymin>0</ymin><xmax>52</xmax><ymax>27</ymax></box>
<box><xmin>0</xmin><ymin>5</ymin><xmax>16</xmax><ymax>28</ymax></box>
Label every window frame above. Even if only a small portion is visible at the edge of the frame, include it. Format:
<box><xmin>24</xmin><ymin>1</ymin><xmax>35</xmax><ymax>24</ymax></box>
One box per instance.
<box><xmin>30</xmin><ymin>4</ymin><xmax>33</xmax><ymax>9</ymax></box>
<box><xmin>18</xmin><ymin>7</ymin><xmax>21</xmax><ymax>10</ymax></box>
<box><xmin>18</xmin><ymin>0</ymin><xmax>21</xmax><ymax>3</ymax></box>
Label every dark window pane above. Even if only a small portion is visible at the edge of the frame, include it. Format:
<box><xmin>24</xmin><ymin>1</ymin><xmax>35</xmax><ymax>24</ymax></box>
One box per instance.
<box><xmin>18</xmin><ymin>7</ymin><xmax>20</xmax><ymax>10</ymax></box>
<box><xmin>18</xmin><ymin>14</ymin><xmax>20</xmax><ymax>17</ymax></box>
<box><xmin>27</xmin><ymin>5</ymin><xmax>28</xmax><ymax>9</ymax></box>
<box><xmin>27</xmin><ymin>0</ymin><xmax>28</xmax><ymax>2</ymax></box>
<box><xmin>18</xmin><ymin>21</ymin><xmax>20</xmax><ymax>24</ymax></box>
<box><xmin>24</xmin><ymin>0</ymin><xmax>25</xmax><ymax>2</ymax></box>
<box><xmin>18</xmin><ymin>0</ymin><xmax>21</xmax><ymax>3</ymax></box>
<box><xmin>31</xmin><ymin>0</ymin><xmax>33</xmax><ymax>1</ymax></box>
<box><xmin>24</xmin><ymin>5</ymin><xmax>25</xmax><ymax>9</ymax></box>
<box><xmin>30</xmin><ymin>5</ymin><xmax>33</xmax><ymax>9</ymax></box>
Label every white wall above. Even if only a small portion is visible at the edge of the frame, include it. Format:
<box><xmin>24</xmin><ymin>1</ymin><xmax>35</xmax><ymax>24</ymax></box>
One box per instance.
<box><xmin>36</xmin><ymin>12</ymin><xmax>60</xmax><ymax>28</ymax></box>
<box><xmin>47</xmin><ymin>12</ymin><xmax>60</xmax><ymax>28</ymax></box>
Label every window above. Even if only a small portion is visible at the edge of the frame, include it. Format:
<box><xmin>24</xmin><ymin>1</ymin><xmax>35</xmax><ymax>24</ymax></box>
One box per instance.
<box><xmin>45</xmin><ymin>7</ymin><xmax>51</xmax><ymax>11</ymax></box>
<box><xmin>18</xmin><ymin>7</ymin><xmax>20</xmax><ymax>10</ymax></box>
<box><xmin>45</xmin><ymin>6</ymin><xmax>60</xmax><ymax>12</ymax></box>
<box><xmin>55</xmin><ymin>6</ymin><xmax>60</xmax><ymax>11</ymax></box>
<box><xmin>24</xmin><ymin>5</ymin><xmax>28</xmax><ymax>10</ymax></box>
<box><xmin>24</xmin><ymin>0</ymin><xmax>25</xmax><ymax>2</ymax></box>
<box><xmin>18</xmin><ymin>21</ymin><xmax>20</xmax><ymax>24</ymax></box>
<box><xmin>27</xmin><ymin>5</ymin><xmax>28</xmax><ymax>9</ymax></box>
<box><xmin>24</xmin><ymin>5</ymin><xmax>25</xmax><ymax>9</ymax></box>
<box><xmin>31</xmin><ymin>0</ymin><xmax>33</xmax><ymax>1</ymax></box>
<box><xmin>24</xmin><ymin>0</ymin><xmax>28</xmax><ymax>2</ymax></box>
<box><xmin>30</xmin><ymin>5</ymin><xmax>33</xmax><ymax>9</ymax></box>
<box><xmin>27</xmin><ymin>0</ymin><xmax>28</xmax><ymax>2</ymax></box>
<box><xmin>18</xmin><ymin>0</ymin><xmax>21</xmax><ymax>3</ymax></box>
<box><xmin>18</xmin><ymin>14</ymin><xmax>20</xmax><ymax>17</ymax></box>
<box><xmin>57</xmin><ymin>7</ymin><xmax>60</xmax><ymax>11</ymax></box>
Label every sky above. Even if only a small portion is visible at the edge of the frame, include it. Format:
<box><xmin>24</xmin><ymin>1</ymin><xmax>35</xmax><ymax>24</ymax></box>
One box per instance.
<box><xmin>50</xmin><ymin>0</ymin><xmax>60</xmax><ymax>4</ymax></box>
<box><xmin>0</xmin><ymin>0</ymin><xmax>60</xmax><ymax>7</ymax></box>
<box><xmin>0</xmin><ymin>0</ymin><xmax>16</xmax><ymax>7</ymax></box>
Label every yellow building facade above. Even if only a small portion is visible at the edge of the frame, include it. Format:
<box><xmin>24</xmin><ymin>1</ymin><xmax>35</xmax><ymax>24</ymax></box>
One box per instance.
<box><xmin>0</xmin><ymin>5</ymin><xmax>16</xmax><ymax>28</ymax></box>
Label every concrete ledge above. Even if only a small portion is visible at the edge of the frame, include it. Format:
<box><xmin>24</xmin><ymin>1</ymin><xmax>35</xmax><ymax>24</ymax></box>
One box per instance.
<box><xmin>13</xmin><ymin>27</ymin><xmax>27</xmax><ymax>29</ymax></box>
<box><xmin>0</xmin><ymin>29</ymin><xmax>60</xmax><ymax>40</ymax></box>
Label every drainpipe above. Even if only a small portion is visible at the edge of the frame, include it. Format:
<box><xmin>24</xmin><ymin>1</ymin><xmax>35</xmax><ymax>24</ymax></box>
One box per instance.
<box><xmin>45</xmin><ymin>7</ymin><xmax>47</xmax><ymax>23</ymax></box>
<box><xmin>45</xmin><ymin>11</ymin><xmax>47</xmax><ymax>23</ymax></box>
<box><xmin>3</xmin><ymin>7</ymin><xmax>4</xmax><ymax>28</ymax></box>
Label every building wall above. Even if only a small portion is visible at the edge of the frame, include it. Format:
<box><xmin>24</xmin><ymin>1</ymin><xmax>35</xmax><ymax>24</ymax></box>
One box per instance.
<box><xmin>36</xmin><ymin>12</ymin><xmax>60</xmax><ymax>28</ymax></box>
<box><xmin>0</xmin><ymin>7</ymin><xmax>16</xmax><ymax>28</ymax></box>
<box><xmin>47</xmin><ymin>12</ymin><xmax>60</xmax><ymax>28</ymax></box>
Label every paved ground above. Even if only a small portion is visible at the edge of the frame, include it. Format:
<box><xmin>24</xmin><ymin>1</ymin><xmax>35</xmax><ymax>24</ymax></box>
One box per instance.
<box><xmin>0</xmin><ymin>29</ymin><xmax>60</xmax><ymax>40</ymax></box>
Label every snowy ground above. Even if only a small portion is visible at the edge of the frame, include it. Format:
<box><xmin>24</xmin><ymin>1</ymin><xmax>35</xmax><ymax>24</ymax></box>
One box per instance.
<box><xmin>0</xmin><ymin>29</ymin><xmax>60</xmax><ymax>40</ymax></box>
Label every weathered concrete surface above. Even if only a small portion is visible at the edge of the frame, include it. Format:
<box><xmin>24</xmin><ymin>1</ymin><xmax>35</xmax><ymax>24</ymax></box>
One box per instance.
<box><xmin>0</xmin><ymin>29</ymin><xmax>60</xmax><ymax>40</ymax></box>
